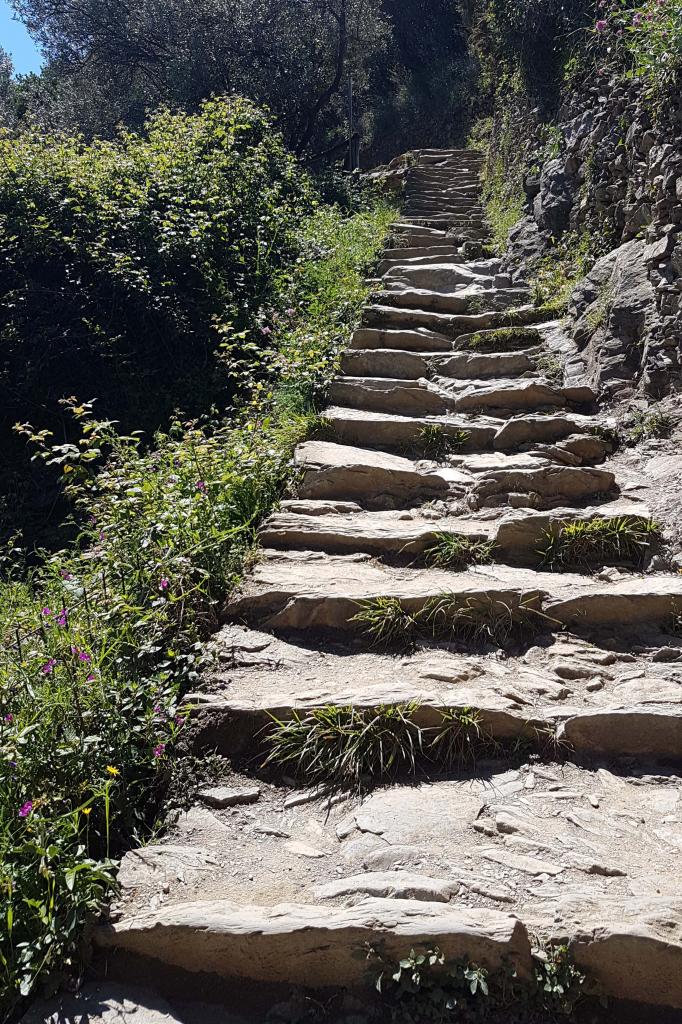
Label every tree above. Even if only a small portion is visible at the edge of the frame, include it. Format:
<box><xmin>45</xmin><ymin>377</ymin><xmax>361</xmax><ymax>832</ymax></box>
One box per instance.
<box><xmin>0</xmin><ymin>47</ymin><xmax>16</xmax><ymax>128</ymax></box>
<box><xmin>11</xmin><ymin>0</ymin><xmax>390</xmax><ymax>152</ymax></box>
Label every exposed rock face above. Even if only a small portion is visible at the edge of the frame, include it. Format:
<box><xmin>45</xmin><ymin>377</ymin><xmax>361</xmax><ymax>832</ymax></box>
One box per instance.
<box><xmin>501</xmin><ymin>75</ymin><xmax>682</xmax><ymax>398</ymax></box>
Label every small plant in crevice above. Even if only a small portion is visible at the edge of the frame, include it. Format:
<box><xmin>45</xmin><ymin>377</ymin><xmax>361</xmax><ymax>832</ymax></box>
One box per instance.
<box><xmin>587</xmin><ymin>423</ymin><xmax>621</xmax><ymax>452</ymax></box>
<box><xmin>532</xmin><ymin>352</ymin><xmax>564</xmax><ymax>387</ymax></box>
<box><xmin>424</xmin><ymin>533</ymin><xmax>496</xmax><ymax>571</ymax></box>
<box><xmin>541</xmin><ymin>516</ymin><xmax>660</xmax><ymax>570</ymax></box>
<box><xmin>351</xmin><ymin>597</ymin><xmax>421</xmax><ymax>652</ymax></box>
<box><xmin>457</xmin><ymin>327</ymin><xmax>541</xmax><ymax>353</ymax></box>
<box><xmin>262</xmin><ymin>704</ymin><xmax>495</xmax><ymax>791</ymax></box>
<box><xmin>402</xmin><ymin>424</ymin><xmax>470</xmax><ymax>462</ymax></box>
<box><xmin>420</xmin><ymin>594</ymin><xmax>552</xmax><ymax>649</ymax></box>
<box><xmin>627</xmin><ymin>407</ymin><xmax>674</xmax><ymax>444</ymax></box>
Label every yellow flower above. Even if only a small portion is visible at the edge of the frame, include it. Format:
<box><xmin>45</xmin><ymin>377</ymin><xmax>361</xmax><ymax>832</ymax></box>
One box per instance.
<box><xmin>82</xmin><ymin>807</ymin><xmax>92</xmax><ymax>816</ymax></box>
<box><xmin>105</xmin><ymin>765</ymin><xmax>120</xmax><ymax>777</ymax></box>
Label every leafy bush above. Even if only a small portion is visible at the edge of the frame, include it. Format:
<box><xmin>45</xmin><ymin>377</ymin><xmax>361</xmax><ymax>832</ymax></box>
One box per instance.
<box><xmin>0</xmin><ymin>157</ymin><xmax>393</xmax><ymax>1016</ymax></box>
<box><xmin>0</xmin><ymin>96</ymin><xmax>312</xmax><ymax>442</ymax></box>
<box><xmin>592</xmin><ymin>0</ymin><xmax>682</xmax><ymax>90</ymax></box>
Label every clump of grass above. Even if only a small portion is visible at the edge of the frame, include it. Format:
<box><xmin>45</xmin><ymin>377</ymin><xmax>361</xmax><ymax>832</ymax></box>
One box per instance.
<box><xmin>420</xmin><ymin>594</ymin><xmax>548</xmax><ymax>647</ymax></box>
<box><xmin>413</xmin><ymin>424</ymin><xmax>470</xmax><ymax>461</ymax></box>
<box><xmin>587</xmin><ymin>423</ymin><xmax>621</xmax><ymax>451</ymax></box>
<box><xmin>627</xmin><ymin>407</ymin><xmax>674</xmax><ymax>445</ymax></box>
<box><xmin>263</xmin><ymin>703</ymin><xmax>494</xmax><ymax>790</ymax></box>
<box><xmin>532</xmin><ymin>352</ymin><xmax>564</xmax><ymax>386</ymax></box>
<box><xmin>352</xmin><ymin>597</ymin><xmax>421</xmax><ymax>651</ymax></box>
<box><xmin>541</xmin><ymin>516</ymin><xmax>660</xmax><ymax>569</ymax></box>
<box><xmin>424</xmin><ymin>534</ymin><xmax>496</xmax><ymax>570</ymax></box>
<box><xmin>457</xmin><ymin>327</ymin><xmax>540</xmax><ymax>353</ymax></box>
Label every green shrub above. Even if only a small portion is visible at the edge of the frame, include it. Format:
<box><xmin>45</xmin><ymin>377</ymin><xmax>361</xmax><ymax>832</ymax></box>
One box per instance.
<box><xmin>541</xmin><ymin>516</ymin><xmax>660</xmax><ymax>569</ymax></box>
<box><xmin>424</xmin><ymin>534</ymin><xmax>496</xmax><ymax>570</ymax></box>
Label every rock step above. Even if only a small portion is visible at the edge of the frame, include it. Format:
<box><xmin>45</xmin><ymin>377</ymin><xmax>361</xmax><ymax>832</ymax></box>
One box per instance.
<box><xmin>322</xmin><ymin>406</ymin><xmax>604</xmax><ymax>454</ymax></box>
<box><xmin>227</xmin><ymin>551</ymin><xmax>682</xmax><ymax>635</ymax></box>
<box><xmin>350</xmin><ymin>326</ymin><xmax>455</xmax><ymax>351</ymax></box>
<box><xmin>362</xmin><ymin>303</ymin><xmax>553</xmax><ymax>334</ymax></box>
<box><xmin>381</xmin><ymin>261</ymin><xmax>504</xmax><ymax>287</ymax></box>
<box><xmin>341</xmin><ymin>347</ymin><xmax>540</xmax><ymax>380</ymax></box>
<box><xmin>260</xmin><ymin>500</ymin><xmax>650</xmax><ymax>567</ymax></box>
<box><xmin>100</xmin><ymin>762</ymin><xmax>682</xmax><ymax>1009</ymax></box>
<box><xmin>329</xmin><ymin>377</ymin><xmax>595</xmax><ymax>418</ymax></box>
<box><xmin>375</xmin><ymin>286</ymin><xmax>528</xmax><ymax>316</ymax></box>
<box><xmin>295</xmin><ymin>440</ymin><xmax>615</xmax><ymax>508</ymax></box>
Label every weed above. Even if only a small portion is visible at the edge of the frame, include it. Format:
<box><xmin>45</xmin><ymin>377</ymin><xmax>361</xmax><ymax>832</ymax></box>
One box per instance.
<box><xmin>351</xmin><ymin>598</ymin><xmax>421</xmax><ymax>652</ymax></box>
<box><xmin>420</xmin><ymin>594</ymin><xmax>549</xmax><ymax>648</ymax></box>
<box><xmin>263</xmin><ymin>704</ymin><xmax>497</xmax><ymax>790</ymax></box>
<box><xmin>587</xmin><ymin>423</ymin><xmax>621</xmax><ymax>451</ymax></box>
<box><xmin>584</xmin><ymin>283</ymin><xmax>614</xmax><ymax>332</ymax></box>
<box><xmin>532</xmin><ymin>352</ymin><xmax>564</xmax><ymax>386</ymax></box>
<box><xmin>262</xmin><ymin>704</ymin><xmax>425</xmax><ymax>790</ymax></box>
<box><xmin>408</xmin><ymin>424</ymin><xmax>469</xmax><ymax>461</ymax></box>
<box><xmin>424</xmin><ymin>534</ymin><xmax>496</xmax><ymax>571</ymax></box>
<box><xmin>457</xmin><ymin>328</ymin><xmax>540</xmax><ymax>353</ymax></box>
<box><xmin>627</xmin><ymin>407</ymin><xmax>674</xmax><ymax>444</ymax></box>
<box><xmin>541</xmin><ymin>516</ymin><xmax>660</xmax><ymax>569</ymax></box>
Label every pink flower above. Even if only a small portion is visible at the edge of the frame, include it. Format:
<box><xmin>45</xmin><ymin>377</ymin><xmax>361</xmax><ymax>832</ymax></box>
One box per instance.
<box><xmin>56</xmin><ymin>608</ymin><xmax>68</xmax><ymax>627</ymax></box>
<box><xmin>4</xmin><ymin>714</ymin><xmax>13</xmax><ymax>723</ymax></box>
<box><xmin>153</xmin><ymin>743</ymin><xmax>166</xmax><ymax>758</ymax></box>
<box><xmin>196</xmin><ymin>480</ymin><xmax>207</xmax><ymax>493</ymax></box>
<box><xmin>42</xmin><ymin>607</ymin><xmax>52</xmax><ymax>617</ymax></box>
<box><xmin>19</xmin><ymin>801</ymin><xmax>33</xmax><ymax>818</ymax></box>
<box><xmin>159</xmin><ymin>578</ymin><xmax>170</xmax><ymax>591</ymax></box>
<box><xmin>87</xmin><ymin>674</ymin><xmax>96</xmax><ymax>683</ymax></box>
<box><xmin>595</xmin><ymin>18</ymin><xmax>608</xmax><ymax>31</ymax></box>
<box><xmin>286</xmin><ymin>308</ymin><xmax>295</xmax><ymax>316</ymax></box>
<box><xmin>175</xmin><ymin>715</ymin><xmax>185</xmax><ymax>727</ymax></box>
<box><xmin>60</xmin><ymin>569</ymin><xmax>73</xmax><ymax>581</ymax></box>
<box><xmin>632</xmin><ymin>11</ymin><xmax>642</xmax><ymax>25</ymax></box>
<box><xmin>41</xmin><ymin>658</ymin><xmax>57</xmax><ymax>675</ymax></box>
<box><xmin>260</xmin><ymin>326</ymin><xmax>272</xmax><ymax>336</ymax></box>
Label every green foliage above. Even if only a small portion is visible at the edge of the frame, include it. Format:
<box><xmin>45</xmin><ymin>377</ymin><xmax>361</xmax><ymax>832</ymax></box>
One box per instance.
<box><xmin>0</xmin><ymin>97</ymin><xmax>312</xmax><ymax>444</ymax></box>
<box><xmin>403</xmin><ymin>425</ymin><xmax>470</xmax><ymax>461</ymax></box>
<box><xmin>627</xmin><ymin>407</ymin><xmax>674</xmax><ymax>444</ymax></box>
<box><xmin>351</xmin><ymin>597</ymin><xmax>421</xmax><ymax>651</ymax></box>
<box><xmin>457</xmin><ymin>328</ymin><xmax>541</xmax><ymax>353</ymax></box>
<box><xmin>481</xmin><ymin>152</ymin><xmax>526</xmax><ymax>253</ymax></box>
<box><xmin>369</xmin><ymin>941</ymin><xmax>595</xmax><ymax>1022</ymax></box>
<box><xmin>424</xmin><ymin>534</ymin><xmax>496</xmax><ymax>571</ymax></box>
<box><xmin>0</xmin><ymin>171</ymin><xmax>393</xmax><ymax>1015</ymax></box>
<box><xmin>541</xmin><ymin>516</ymin><xmax>660</xmax><ymax>569</ymax></box>
<box><xmin>263</xmin><ymin>704</ymin><xmax>490</xmax><ymax>791</ymax></box>
<box><xmin>531</xmin><ymin>231</ymin><xmax>602</xmax><ymax>311</ymax></box>
<box><xmin>532</xmin><ymin>352</ymin><xmax>564</xmax><ymax>386</ymax></box>
<box><xmin>591</xmin><ymin>0</ymin><xmax>682</xmax><ymax>92</ymax></box>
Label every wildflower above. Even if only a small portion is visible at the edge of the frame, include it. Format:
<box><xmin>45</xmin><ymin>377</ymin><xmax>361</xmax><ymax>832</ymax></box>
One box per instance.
<box><xmin>42</xmin><ymin>607</ymin><xmax>52</xmax><ymax>617</ymax></box>
<box><xmin>19</xmin><ymin>801</ymin><xmax>33</xmax><ymax>818</ymax></box>
<box><xmin>4</xmin><ymin>714</ymin><xmax>13</xmax><ymax>723</ymax></box>
<box><xmin>196</xmin><ymin>480</ymin><xmax>207</xmax><ymax>493</ymax></box>
<box><xmin>632</xmin><ymin>11</ymin><xmax>642</xmax><ymax>24</ymax></box>
<box><xmin>79</xmin><ymin>651</ymin><xmax>92</xmax><ymax>663</ymax></box>
<box><xmin>286</xmin><ymin>308</ymin><xmax>295</xmax><ymax>316</ymax></box>
<box><xmin>260</xmin><ymin>326</ymin><xmax>272</xmax><ymax>336</ymax></box>
<box><xmin>159</xmin><ymin>578</ymin><xmax>170</xmax><ymax>591</ymax></box>
<box><xmin>595</xmin><ymin>18</ymin><xmax>608</xmax><ymax>31</ymax></box>
<box><xmin>82</xmin><ymin>807</ymin><xmax>92</xmax><ymax>816</ymax></box>
<box><xmin>106</xmin><ymin>765</ymin><xmax>120</xmax><ymax>777</ymax></box>
<box><xmin>60</xmin><ymin>569</ymin><xmax>73</xmax><ymax>581</ymax></box>
<box><xmin>175</xmin><ymin>715</ymin><xmax>185</xmax><ymax>727</ymax></box>
<box><xmin>153</xmin><ymin>743</ymin><xmax>166</xmax><ymax>758</ymax></box>
<box><xmin>56</xmin><ymin>608</ymin><xmax>68</xmax><ymax>627</ymax></box>
<box><xmin>41</xmin><ymin>658</ymin><xmax>57</xmax><ymax>675</ymax></box>
<box><xmin>87</xmin><ymin>674</ymin><xmax>96</xmax><ymax>683</ymax></box>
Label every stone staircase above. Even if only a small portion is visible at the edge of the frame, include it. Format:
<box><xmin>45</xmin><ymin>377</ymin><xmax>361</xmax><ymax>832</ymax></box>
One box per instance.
<box><xmin>94</xmin><ymin>150</ymin><xmax>682</xmax><ymax>1017</ymax></box>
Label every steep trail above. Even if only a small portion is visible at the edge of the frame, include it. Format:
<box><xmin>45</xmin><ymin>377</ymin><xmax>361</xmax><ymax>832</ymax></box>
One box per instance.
<box><xmin>93</xmin><ymin>151</ymin><xmax>682</xmax><ymax>1015</ymax></box>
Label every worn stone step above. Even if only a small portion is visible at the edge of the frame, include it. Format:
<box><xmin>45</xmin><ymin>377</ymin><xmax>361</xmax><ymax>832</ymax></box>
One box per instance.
<box><xmin>294</xmin><ymin>441</ymin><xmax>464</xmax><ymax>508</ymax></box>
<box><xmin>260</xmin><ymin>500</ymin><xmax>646</xmax><ymax>565</ymax></box>
<box><xmin>382</xmin><ymin>262</ymin><xmax>500</xmax><ymax>290</ymax></box>
<box><xmin>322</xmin><ymin>407</ymin><xmax>500</xmax><ymax>451</ymax></box>
<box><xmin>362</xmin><ymin>303</ymin><xmax>550</xmax><ymax>334</ymax></box>
<box><xmin>342</xmin><ymin>347</ymin><xmax>539</xmax><ymax>380</ymax></box>
<box><xmin>376</xmin><ymin>286</ymin><xmax>528</xmax><ymax>316</ymax></box>
<box><xmin>227</xmin><ymin>552</ymin><xmax>682</xmax><ymax>635</ymax></box>
<box><xmin>329</xmin><ymin>377</ymin><xmax>451</xmax><ymax>416</ymax></box>
<box><xmin>350</xmin><ymin>327</ymin><xmax>454</xmax><ymax>352</ymax></box>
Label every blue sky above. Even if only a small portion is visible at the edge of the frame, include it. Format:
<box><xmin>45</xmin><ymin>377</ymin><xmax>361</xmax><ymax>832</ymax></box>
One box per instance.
<box><xmin>1</xmin><ymin>0</ymin><xmax>42</xmax><ymax>74</ymax></box>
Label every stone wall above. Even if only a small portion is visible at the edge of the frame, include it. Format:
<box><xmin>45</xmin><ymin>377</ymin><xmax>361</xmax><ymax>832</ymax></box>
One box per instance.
<box><xmin>500</xmin><ymin>73</ymin><xmax>682</xmax><ymax>398</ymax></box>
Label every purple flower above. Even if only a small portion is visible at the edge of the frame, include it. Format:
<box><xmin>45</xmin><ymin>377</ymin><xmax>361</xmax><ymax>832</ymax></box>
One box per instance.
<box><xmin>196</xmin><ymin>481</ymin><xmax>207</xmax><ymax>493</ymax></box>
<box><xmin>595</xmin><ymin>18</ymin><xmax>608</xmax><ymax>31</ymax></box>
<box><xmin>159</xmin><ymin>578</ymin><xmax>170</xmax><ymax>591</ymax></box>
<box><xmin>41</xmin><ymin>659</ymin><xmax>57</xmax><ymax>675</ymax></box>
<box><xmin>87</xmin><ymin>674</ymin><xmax>96</xmax><ymax>683</ymax></box>
<box><xmin>42</xmin><ymin>607</ymin><xmax>52</xmax><ymax>617</ymax></box>
<box><xmin>60</xmin><ymin>569</ymin><xmax>73</xmax><ymax>581</ymax></box>
<box><xmin>632</xmin><ymin>11</ymin><xmax>642</xmax><ymax>25</ymax></box>
<box><xmin>4</xmin><ymin>714</ymin><xmax>13</xmax><ymax>723</ymax></box>
<box><xmin>56</xmin><ymin>608</ymin><xmax>68</xmax><ymax>627</ymax></box>
<box><xmin>19</xmin><ymin>801</ymin><xmax>33</xmax><ymax>818</ymax></box>
<box><xmin>79</xmin><ymin>651</ymin><xmax>92</xmax><ymax>663</ymax></box>
<box><xmin>175</xmin><ymin>715</ymin><xmax>185</xmax><ymax>727</ymax></box>
<box><xmin>153</xmin><ymin>743</ymin><xmax>166</xmax><ymax>758</ymax></box>
<box><xmin>286</xmin><ymin>308</ymin><xmax>295</xmax><ymax>316</ymax></box>
<box><xmin>260</xmin><ymin>326</ymin><xmax>272</xmax><ymax>336</ymax></box>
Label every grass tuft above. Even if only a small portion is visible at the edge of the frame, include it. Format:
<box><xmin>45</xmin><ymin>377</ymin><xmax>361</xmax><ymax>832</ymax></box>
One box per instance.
<box><xmin>351</xmin><ymin>597</ymin><xmax>421</xmax><ymax>651</ymax></box>
<box><xmin>456</xmin><ymin>327</ymin><xmax>540</xmax><ymax>353</ymax></box>
<box><xmin>541</xmin><ymin>516</ymin><xmax>660</xmax><ymax>569</ymax></box>
<box><xmin>424</xmin><ymin>534</ymin><xmax>496</xmax><ymax>571</ymax></box>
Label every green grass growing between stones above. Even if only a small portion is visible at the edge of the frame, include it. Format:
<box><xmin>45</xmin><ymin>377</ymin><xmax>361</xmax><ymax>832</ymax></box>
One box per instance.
<box><xmin>263</xmin><ymin>703</ymin><xmax>493</xmax><ymax>791</ymax></box>
<box><xmin>424</xmin><ymin>534</ymin><xmax>496</xmax><ymax>571</ymax></box>
<box><xmin>540</xmin><ymin>517</ymin><xmax>660</xmax><ymax>570</ymax></box>
<box><xmin>456</xmin><ymin>328</ymin><xmax>541</xmax><ymax>353</ymax></box>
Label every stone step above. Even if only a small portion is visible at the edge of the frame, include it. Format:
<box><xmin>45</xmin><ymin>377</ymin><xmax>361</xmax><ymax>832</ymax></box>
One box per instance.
<box><xmin>375</xmin><ymin>286</ymin><xmax>527</xmax><ymax>316</ymax></box>
<box><xmin>341</xmin><ymin>347</ymin><xmax>539</xmax><ymax>380</ymax></box>
<box><xmin>260</xmin><ymin>500</ymin><xmax>647</xmax><ymax>566</ymax></box>
<box><xmin>382</xmin><ymin>262</ymin><xmax>501</xmax><ymax>289</ymax></box>
<box><xmin>329</xmin><ymin>377</ymin><xmax>594</xmax><ymax>418</ymax></box>
<box><xmin>227</xmin><ymin>551</ymin><xmax>682</xmax><ymax>635</ymax></box>
<box><xmin>350</xmin><ymin>327</ymin><xmax>454</xmax><ymax>351</ymax></box>
<box><xmin>362</xmin><ymin>303</ymin><xmax>549</xmax><ymax>334</ymax></box>
<box><xmin>294</xmin><ymin>441</ymin><xmax>461</xmax><ymax>508</ymax></box>
<box><xmin>296</xmin><ymin>440</ymin><xmax>615</xmax><ymax>508</ymax></box>
<box><xmin>322</xmin><ymin>406</ymin><xmax>603</xmax><ymax>454</ymax></box>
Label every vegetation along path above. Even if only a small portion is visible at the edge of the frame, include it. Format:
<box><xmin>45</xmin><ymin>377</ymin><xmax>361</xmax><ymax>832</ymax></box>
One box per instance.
<box><xmin>70</xmin><ymin>152</ymin><xmax>682</xmax><ymax>1019</ymax></box>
